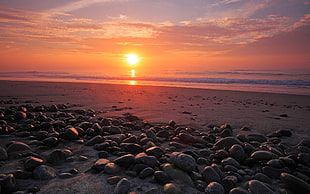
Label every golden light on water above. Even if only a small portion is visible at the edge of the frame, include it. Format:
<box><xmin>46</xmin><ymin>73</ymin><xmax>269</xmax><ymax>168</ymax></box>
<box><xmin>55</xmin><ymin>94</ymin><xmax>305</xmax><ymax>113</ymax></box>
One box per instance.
<box><xmin>129</xmin><ymin>80</ymin><xmax>136</xmax><ymax>85</ymax></box>
<box><xmin>130</xmin><ymin>69</ymin><xmax>136</xmax><ymax>78</ymax></box>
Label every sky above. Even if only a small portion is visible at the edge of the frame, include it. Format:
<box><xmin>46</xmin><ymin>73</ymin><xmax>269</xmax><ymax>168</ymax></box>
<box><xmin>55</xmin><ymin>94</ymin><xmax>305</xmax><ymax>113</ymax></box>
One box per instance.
<box><xmin>0</xmin><ymin>0</ymin><xmax>309</xmax><ymax>77</ymax></box>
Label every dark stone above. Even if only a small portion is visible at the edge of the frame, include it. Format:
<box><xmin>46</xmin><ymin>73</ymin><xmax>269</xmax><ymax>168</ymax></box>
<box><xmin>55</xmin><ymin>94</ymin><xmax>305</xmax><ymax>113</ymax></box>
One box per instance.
<box><xmin>0</xmin><ymin>147</ymin><xmax>8</xmax><ymax>161</ymax></box>
<box><xmin>107</xmin><ymin>176</ymin><xmax>122</xmax><ymax>185</ymax></box>
<box><xmin>163</xmin><ymin>183</ymin><xmax>181</xmax><ymax>194</ymax></box>
<box><xmin>113</xmin><ymin>154</ymin><xmax>135</xmax><ymax>168</ymax></box>
<box><xmin>178</xmin><ymin>133</ymin><xmax>197</xmax><ymax>144</ymax></box>
<box><xmin>120</xmin><ymin>143</ymin><xmax>144</xmax><ymax>154</ymax></box>
<box><xmin>6</xmin><ymin>142</ymin><xmax>31</xmax><ymax>153</ymax></box>
<box><xmin>85</xmin><ymin>135</ymin><xmax>104</xmax><ymax>146</ymax></box>
<box><xmin>92</xmin><ymin>158</ymin><xmax>110</xmax><ymax>171</ymax></box>
<box><xmin>202</xmin><ymin>166</ymin><xmax>221</xmax><ymax>183</ymax></box>
<box><xmin>24</xmin><ymin>156</ymin><xmax>44</xmax><ymax>171</ymax></box>
<box><xmin>251</xmin><ymin>151</ymin><xmax>278</xmax><ymax>161</ymax></box>
<box><xmin>104</xmin><ymin>162</ymin><xmax>121</xmax><ymax>174</ymax></box>
<box><xmin>275</xmin><ymin>130</ymin><xmax>292</xmax><ymax>137</ymax></box>
<box><xmin>248</xmin><ymin>180</ymin><xmax>275</xmax><ymax>194</ymax></box>
<box><xmin>47</xmin><ymin>149</ymin><xmax>71</xmax><ymax>163</ymax></box>
<box><xmin>213</xmin><ymin>137</ymin><xmax>243</xmax><ymax>149</ymax></box>
<box><xmin>297</xmin><ymin>153</ymin><xmax>310</xmax><ymax>166</ymax></box>
<box><xmin>146</xmin><ymin>146</ymin><xmax>164</xmax><ymax>158</ymax></box>
<box><xmin>33</xmin><ymin>165</ymin><xmax>57</xmax><ymax>180</ymax></box>
<box><xmin>135</xmin><ymin>153</ymin><xmax>158</xmax><ymax>168</ymax></box>
<box><xmin>170</xmin><ymin>152</ymin><xmax>197</xmax><ymax>172</ymax></box>
<box><xmin>222</xmin><ymin>157</ymin><xmax>241</xmax><ymax>168</ymax></box>
<box><xmin>229</xmin><ymin>187</ymin><xmax>250</xmax><ymax>194</ymax></box>
<box><xmin>222</xmin><ymin>176</ymin><xmax>238</xmax><ymax>192</ymax></box>
<box><xmin>114</xmin><ymin>178</ymin><xmax>130</xmax><ymax>194</ymax></box>
<box><xmin>62</xmin><ymin>127</ymin><xmax>79</xmax><ymax>140</ymax></box>
<box><xmin>139</xmin><ymin>167</ymin><xmax>154</xmax><ymax>179</ymax></box>
<box><xmin>205</xmin><ymin>182</ymin><xmax>225</xmax><ymax>194</ymax></box>
<box><xmin>98</xmin><ymin>151</ymin><xmax>109</xmax><ymax>158</ymax></box>
<box><xmin>229</xmin><ymin>144</ymin><xmax>245</xmax><ymax>162</ymax></box>
<box><xmin>0</xmin><ymin>174</ymin><xmax>16</xmax><ymax>193</ymax></box>
<box><xmin>154</xmin><ymin>171</ymin><xmax>171</xmax><ymax>184</ymax></box>
<box><xmin>262</xmin><ymin>166</ymin><xmax>285</xmax><ymax>179</ymax></box>
<box><xmin>247</xmin><ymin>133</ymin><xmax>267</xmax><ymax>143</ymax></box>
<box><xmin>280</xmin><ymin>173</ymin><xmax>310</xmax><ymax>194</ymax></box>
<box><xmin>254</xmin><ymin>173</ymin><xmax>272</xmax><ymax>184</ymax></box>
<box><xmin>42</xmin><ymin>137</ymin><xmax>59</xmax><ymax>147</ymax></box>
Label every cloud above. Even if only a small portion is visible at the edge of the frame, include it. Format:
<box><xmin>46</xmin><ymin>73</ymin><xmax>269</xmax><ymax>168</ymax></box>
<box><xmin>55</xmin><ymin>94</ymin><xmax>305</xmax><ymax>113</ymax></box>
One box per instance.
<box><xmin>48</xmin><ymin>0</ymin><xmax>129</xmax><ymax>14</ymax></box>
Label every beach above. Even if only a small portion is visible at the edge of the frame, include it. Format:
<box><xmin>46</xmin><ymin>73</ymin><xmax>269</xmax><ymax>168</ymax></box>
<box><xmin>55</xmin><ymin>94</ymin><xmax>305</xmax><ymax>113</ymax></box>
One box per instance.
<box><xmin>0</xmin><ymin>80</ymin><xmax>310</xmax><ymax>193</ymax></box>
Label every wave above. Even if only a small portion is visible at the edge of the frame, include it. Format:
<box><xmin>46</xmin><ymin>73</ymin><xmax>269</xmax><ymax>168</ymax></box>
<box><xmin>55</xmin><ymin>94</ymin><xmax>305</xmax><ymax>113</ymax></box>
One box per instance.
<box><xmin>0</xmin><ymin>71</ymin><xmax>310</xmax><ymax>87</ymax></box>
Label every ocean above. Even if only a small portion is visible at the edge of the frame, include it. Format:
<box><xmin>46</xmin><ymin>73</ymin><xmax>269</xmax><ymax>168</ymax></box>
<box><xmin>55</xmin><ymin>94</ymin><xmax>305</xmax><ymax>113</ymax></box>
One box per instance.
<box><xmin>0</xmin><ymin>70</ymin><xmax>309</xmax><ymax>95</ymax></box>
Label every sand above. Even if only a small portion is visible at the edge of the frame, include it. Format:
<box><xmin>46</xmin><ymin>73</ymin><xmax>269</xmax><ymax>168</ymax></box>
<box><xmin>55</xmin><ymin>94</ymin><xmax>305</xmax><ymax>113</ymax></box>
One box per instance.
<box><xmin>1</xmin><ymin>80</ymin><xmax>309</xmax><ymax>140</ymax></box>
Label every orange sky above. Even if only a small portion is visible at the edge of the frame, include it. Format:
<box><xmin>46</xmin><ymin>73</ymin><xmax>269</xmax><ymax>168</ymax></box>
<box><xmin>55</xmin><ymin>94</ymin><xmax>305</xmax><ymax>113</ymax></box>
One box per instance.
<box><xmin>0</xmin><ymin>0</ymin><xmax>309</xmax><ymax>78</ymax></box>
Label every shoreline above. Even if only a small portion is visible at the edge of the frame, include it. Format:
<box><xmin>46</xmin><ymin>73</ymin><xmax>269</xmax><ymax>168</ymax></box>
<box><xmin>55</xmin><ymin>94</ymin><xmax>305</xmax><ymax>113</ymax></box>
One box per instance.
<box><xmin>1</xmin><ymin>80</ymin><xmax>309</xmax><ymax>140</ymax></box>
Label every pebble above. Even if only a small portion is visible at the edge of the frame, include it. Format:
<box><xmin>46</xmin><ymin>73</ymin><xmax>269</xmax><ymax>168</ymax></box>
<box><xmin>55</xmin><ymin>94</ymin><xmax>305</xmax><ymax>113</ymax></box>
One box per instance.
<box><xmin>205</xmin><ymin>182</ymin><xmax>225</xmax><ymax>194</ymax></box>
<box><xmin>33</xmin><ymin>165</ymin><xmax>57</xmax><ymax>180</ymax></box>
<box><xmin>222</xmin><ymin>157</ymin><xmax>241</xmax><ymax>168</ymax></box>
<box><xmin>222</xmin><ymin>176</ymin><xmax>238</xmax><ymax>192</ymax></box>
<box><xmin>107</xmin><ymin>176</ymin><xmax>122</xmax><ymax>185</ymax></box>
<box><xmin>280</xmin><ymin>173</ymin><xmax>310</xmax><ymax>194</ymax></box>
<box><xmin>247</xmin><ymin>134</ymin><xmax>267</xmax><ymax>143</ymax></box>
<box><xmin>62</xmin><ymin>127</ymin><xmax>80</xmax><ymax>140</ymax></box>
<box><xmin>202</xmin><ymin>166</ymin><xmax>221</xmax><ymax>183</ymax></box>
<box><xmin>47</xmin><ymin>149</ymin><xmax>71</xmax><ymax>163</ymax></box>
<box><xmin>121</xmin><ymin>143</ymin><xmax>144</xmax><ymax>154</ymax></box>
<box><xmin>139</xmin><ymin>167</ymin><xmax>154</xmax><ymax>179</ymax></box>
<box><xmin>170</xmin><ymin>152</ymin><xmax>197</xmax><ymax>172</ymax></box>
<box><xmin>135</xmin><ymin>153</ymin><xmax>158</xmax><ymax>168</ymax></box>
<box><xmin>42</xmin><ymin>137</ymin><xmax>59</xmax><ymax>147</ymax></box>
<box><xmin>146</xmin><ymin>146</ymin><xmax>164</xmax><ymax>158</ymax></box>
<box><xmin>213</xmin><ymin>137</ymin><xmax>243</xmax><ymax>149</ymax></box>
<box><xmin>154</xmin><ymin>171</ymin><xmax>171</xmax><ymax>184</ymax></box>
<box><xmin>104</xmin><ymin>162</ymin><xmax>121</xmax><ymax>174</ymax></box>
<box><xmin>0</xmin><ymin>174</ymin><xmax>16</xmax><ymax>194</ymax></box>
<box><xmin>92</xmin><ymin>158</ymin><xmax>110</xmax><ymax>171</ymax></box>
<box><xmin>250</xmin><ymin>150</ymin><xmax>278</xmax><ymax>161</ymax></box>
<box><xmin>248</xmin><ymin>180</ymin><xmax>275</xmax><ymax>194</ymax></box>
<box><xmin>24</xmin><ymin>156</ymin><xmax>44</xmax><ymax>171</ymax></box>
<box><xmin>113</xmin><ymin>154</ymin><xmax>135</xmax><ymax>168</ymax></box>
<box><xmin>229</xmin><ymin>144</ymin><xmax>245</xmax><ymax>162</ymax></box>
<box><xmin>229</xmin><ymin>187</ymin><xmax>250</xmax><ymax>194</ymax></box>
<box><xmin>163</xmin><ymin>183</ymin><xmax>182</xmax><ymax>194</ymax></box>
<box><xmin>84</xmin><ymin>135</ymin><xmax>104</xmax><ymax>146</ymax></box>
<box><xmin>162</xmin><ymin>163</ymin><xmax>194</xmax><ymax>187</ymax></box>
<box><xmin>114</xmin><ymin>178</ymin><xmax>130</xmax><ymax>194</ymax></box>
<box><xmin>6</xmin><ymin>141</ymin><xmax>31</xmax><ymax>153</ymax></box>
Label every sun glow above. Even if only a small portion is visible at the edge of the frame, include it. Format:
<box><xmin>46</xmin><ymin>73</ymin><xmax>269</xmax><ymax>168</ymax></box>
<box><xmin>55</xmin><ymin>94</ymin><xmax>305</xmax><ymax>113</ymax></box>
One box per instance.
<box><xmin>125</xmin><ymin>54</ymin><xmax>140</xmax><ymax>65</ymax></box>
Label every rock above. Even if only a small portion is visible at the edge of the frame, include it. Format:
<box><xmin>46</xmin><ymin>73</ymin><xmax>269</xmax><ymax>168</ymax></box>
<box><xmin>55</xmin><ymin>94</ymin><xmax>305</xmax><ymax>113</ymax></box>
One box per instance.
<box><xmin>145</xmin><ymin>129</ymin><xmax>158</xmax><ymax>143</ymax></box>
<box><xmin>280</xmin><ymin>173</ymin><xmax>310</xmax><ymax>194</ymax></box>
<box><xmin>47</xmin><ymin>149</ymin><xmax>71</xmax><ymax>163</ymax></box>
<box><xmin>248</xmin><ymin>180</ymin><xmax>275</xmax><ymax>194</ymax></box>
<box><xmin>113</xmin><ymin>154</ymin><xmax>135</xmax><ymax>168</ymax></box>
<box><xmin>84</xmin><ymin>135</ymin><xmax>104</xmax><ymax>146</ymax></box>
<box><xmin>12</xmin><ymin>170</ymin><xmax>32</xmax><ymax>179</ymax></box>
<box><xmin>63</xmin><ymin>127</ymin><xmax>79</xmax><ymax>140</ymax></box>
<box><xmin>262</xmin><ymin>166</ymin><xmax>284</xmax><ymax>179</ymax></box>
<box><xmin>107</xmin><ymin>176</ymin><xmax>122</xmax><ymax>185</ymax></box>
<box><xmin>253</xmin><ymin>173</ymin><xmax>272</xmax><ymax>184</ymax></box>
<box><xmin>146</xmin><ymin>146</ymin><xmax>164</xmax><ymax>158</ymax></box>
<box><xmin>24</xmin><ymin>157</ymin><xmax>44</xmax><ymax>171</ymax></box>
<box><xmin>213</xmin><ymin>137</ymin><xmax>243</xmax><ymax>149</ymax></box>
<box><xmin>170</xmin><ymin>152</ymin><xmax>197</xmax><ymax>172</ymax></box>
<box><xmin>275</xmin><ymin>130</ymin><xmax>292</xmax><ymax>137</ymax></box>
<box><xmin>6</xmin><ymin>142</ymin><xmax>31</xmax><ymax>153</ymax></box>
<box><xmin>247</xmin><ymin>134</ymin><xmax>267</xmax><ymax>143</ymax></box>
<box><xmin>120</xmin><ymin>143</ymin><xmax>144</xmax><ymax>154</ymax></box>
<box><xmin>98</xmin><ymin>151</ymin><xmax>109</xmax><ymax>158</ymax></box>
<box><xmin>33</xmin><ymin>165</ymin><xmax>57</xmax><ymax>180</ymax></box>
<box><xmin>229</xmin><ymin>144</ymin><xmax>245</xmax><ymax>162</ymax></box>
<box><xmin>201</xmin><ymin>166</ymin><xmax>221</xmax><ymax>183</ymax></box>
<box><xmin>205</xmin><ymin>182</ymin><xmax>225</xmax><ymax>194</ymax></box>
<box><xmin>163</xmin><ymin>183</ymin><xmax>182</xmax><ymax>194</ymax></box>
<box><xmin>222</xmin><ymin>176</ymin><xmax>238</xmax><ymax>192</ymax></box>
<box><xmin>0</xmin><ymin>147</ymin><xmax>8</xmax><ymax>161</ymax></box>
<box><xmin>178</xmin><ymin>133</ymin><xmax>197</xmax><ymax>144</ymax></box>
<box><xmin>251</xmin><ymin>151</ymin><xmax>278</xmax><ymax>161</ymax></box>
<box><xmin>139</xmin><ymin>167</ymin><xmax>154</xmax><ymax>179</ymax></box>
<box><xmin>229</xmin><ymin>187</ymin><xmax>250</xmax><ymax>194</ymax></box>
<box><xmin>15</xmin><ymin>111</ymin><xmax>27</xmax><ymax>120</ymax></box>
<box><xmin>222</xmin><ymin>157</ymin><xmax>241</xmax><ymax>168</ymax></box>
<box><xmin>221</xmin><ymin>128</ymin><xmax>233</xmax><ymax>137</ymax></box>
<box><xmin>114</xmin><ymin>178</ymin><xmax>130</xmax><ymax>194</ymax></box>
<box><xmin>267</xmin><ymin>159</ymin><xmax>283</xmax><ymax>168</ymax></box>
<box><xmin>104</xmin><ymin>162</ymin><xmax>121</xmax><ymax>174</ymax></box>
<box><xmin>0</xmin><ymin>174</ymin><xmax>16</xmax><ymax>193</ymax></box>
<box><xmin>42</xmin><ymin>137</ymin><xmax>59</xmax><ymax>147</ymax></box>
<box><xmin>162</xmin><ymin>163</ymin><xmax>194</xmax><ymax>187</ymax></box>
<box><xmin>154</xmin><ymin>171</ymin><xmax>171</xmax><ymax>184</ymax></box>
<box><xmin>92</xmin><ymin>158</ymin><xmax>110</xmax><ymax>171</ymax></box>
<box><xmin>135</xmin><ymin>153</ymin><xmax>158</xmax><ymax>168</ymax></box>
<box><xmin>94</xmin><ymin>142</ymin><xmax>110</xmax><ymax>151</ymax></box>
<box><xmin>297</xmin><ymin>153</ymin><xmax>310</xmax><ymax>166</ymax></box>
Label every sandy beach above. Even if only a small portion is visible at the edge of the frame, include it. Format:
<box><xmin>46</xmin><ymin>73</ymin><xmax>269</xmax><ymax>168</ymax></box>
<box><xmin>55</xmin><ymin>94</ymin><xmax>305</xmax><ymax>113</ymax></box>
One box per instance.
<box><xmin>1</xmin><ymin>80</ymin><xmax>309</xmax><ymax>139</ymax></box>
<box><xmin>0</xmin><ymin>80</ymin><xmax>310</xmax><ymax>194</ymax></box>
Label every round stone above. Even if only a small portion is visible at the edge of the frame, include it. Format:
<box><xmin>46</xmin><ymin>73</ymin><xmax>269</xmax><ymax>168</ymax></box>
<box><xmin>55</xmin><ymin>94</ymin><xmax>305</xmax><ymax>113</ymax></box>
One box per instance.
<box><xmin>113</xmin><ymin>154</ymin><xmax>135</xmax><ymax>168</ymax></box>
<box><xmin>6</xmin><ymin>142</ymin><xmax>31</xmax><ymax>153</ymax></box>
<box><xmin>213</xmin><ymin>137</ymin><xmax>243</xmax><ymax>149</ymax></box>
<box><xmin>145</xmin><ymin>146</ymin><xmax>164</xmax><ymax>158</ymax></box>
<box><xmin>139</xmin><ymin>167</ymin><xmax>154</xmax><ymax>179</ymax></box>
<box><xmin>163</xmin><ymin>183</ymin><xmax>182</xmax><ymax>194</ymax></box>
<box><xmin>114</xmin><ymin>178</ymin><xmax>130</xmax><ymax>194</ymax></box>
<box><xmin>170</xmin><ymin>152</ymin><xmax>197</xmax><ymax>172</ymax></box>
<box><xmin>24</xmin><ymin>157</ymin><xmax>44</xmax><ymax>171</ymax></box>
<box><xmin>280</xmin><ymin>173</ymin><xmax>310</xmax><ymax>194</ymax></box>
<box><xmin>202</xmin><ymin>166</ymin><xmax>221</xmax><ymax>183</ymax></box>
<box><xmin>229</xmin><ymin>144</ymin><xmax>245</xmax><ymax>162</ymax></box>
<box><xmin>154</xmin><ymin>171</ymin><xmax>171</xmax><ymax>184</ymax></box>
<box><xmin>205</xmin><ymin>182</ymin><xmax>225</xmax><ymax>194</ymax></box>
<box><xmin>251</xmin><ymin>151</ymin><xmax>278</xmax><ymax>161</ymax></box>
<box><xmin>0</xmin><ymin>147</ymin><xmax>8</xmax><ymax>161</ymax></box>
<box><xmin>104</xmin><ymin>162</ymin><xmax>121</xmax><ymax>174</ymax></box>
<box><xmin>33</xmin><ymin>165</ymin><xmax>57</xmax><ymax>180</ymax></box>
<box><xmin>248</xmin><ymin>180</ymin><xmax>276</xmax><ymax>194</ymax></box>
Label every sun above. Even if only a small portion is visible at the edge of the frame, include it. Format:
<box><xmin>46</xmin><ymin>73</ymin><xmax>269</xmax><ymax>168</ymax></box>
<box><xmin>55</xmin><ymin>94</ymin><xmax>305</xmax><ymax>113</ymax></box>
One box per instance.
<box><xmin>125</xmin><ymin>54</ymin><xmax>140</xmax><ymax>65</ymax></box>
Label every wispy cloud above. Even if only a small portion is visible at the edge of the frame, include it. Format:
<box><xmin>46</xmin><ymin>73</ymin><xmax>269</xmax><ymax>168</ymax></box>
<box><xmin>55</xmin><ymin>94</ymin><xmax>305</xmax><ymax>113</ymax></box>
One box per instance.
<box><xmin>48</xmin><ymin>0</ymin><xmax>129</xmax><ymax>14</ymax></box>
